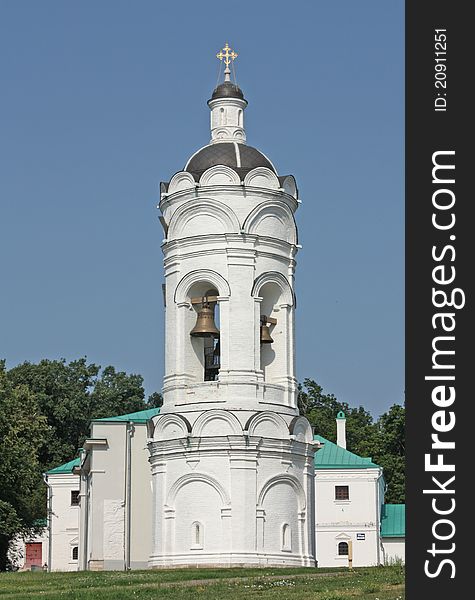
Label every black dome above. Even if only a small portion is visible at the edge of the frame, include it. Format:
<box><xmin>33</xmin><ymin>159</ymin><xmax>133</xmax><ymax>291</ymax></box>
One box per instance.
<box><xmin>185</xmin><ymin>143</ymin><xmax>276</xmax><ymax>177</ymax></box>
<box><xmin>208</xmin><ymin>81</ymin><xmax>246</xmax><ymax>102</ymax></box>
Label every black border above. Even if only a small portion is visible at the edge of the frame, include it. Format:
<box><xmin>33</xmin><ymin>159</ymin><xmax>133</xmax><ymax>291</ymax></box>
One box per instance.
<box><xmin>406</xmin><ymin>2</ymin><xmax>471</xmax><ymax>596</ymax></box>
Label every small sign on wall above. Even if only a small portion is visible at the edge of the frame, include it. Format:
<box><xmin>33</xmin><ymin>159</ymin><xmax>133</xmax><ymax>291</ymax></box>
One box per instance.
<box><xmin>356</xmin><ymin>533</ymin><xmax>365</xmax><ymax>540</ymax></box>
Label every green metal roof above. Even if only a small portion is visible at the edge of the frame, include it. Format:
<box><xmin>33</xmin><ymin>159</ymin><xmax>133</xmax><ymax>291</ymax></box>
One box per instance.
<box><xmin>93</xmin><ymin>407</ymin><xmax>160</xmax><ymax>424</ymax></box>
<box><xmin>46</xmin><ymin>457</ymin><xmax>80</xmax><ymax>474</ymax></box>
<box><xmin>381</xmin><ymin>504</ymin><xmax>405</xmax><ymax>537</ymax></box>
<box><xmin>314</xmin><ymin>435</ymin><xmax>380</xmax><ymax>469</ymax></box>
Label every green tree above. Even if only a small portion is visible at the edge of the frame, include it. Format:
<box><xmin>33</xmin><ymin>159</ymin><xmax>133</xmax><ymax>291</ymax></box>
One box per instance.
<box><xmin>298</xmin><ymin>378</ymin><xmax>375</xmax><ymax>455</ymax></box>
<box><xmin>299</xmin><ymin>378</ymin><xmax>405</xmax><ymax>503</ymax></box>
<box><xmin>7</xmin><ymin>359</ymin><xmax>149</xmax><ymax>472</ymax></box>
<box><xmin>147</xmin><ymin>391</ymin><xmax>163</xmax><ymax>408</ymax></box>
<box><xmin>359</xmin><ymin>404</ymin><xmax>405</xmax><ymax>503</ymax></box>
<box><xmin>0</xmin><ymin>362</ymin><xmax>48</xmax><ymax>570</ymax></box>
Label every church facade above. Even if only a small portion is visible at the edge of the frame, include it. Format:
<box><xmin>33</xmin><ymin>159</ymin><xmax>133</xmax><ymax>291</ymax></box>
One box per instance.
<box><xmin>25</xmin><ymin>47</ymin><xmax>405</xmax><ymax>572</ymax></box>
<box><xmin>39</xmin><ymin>410</ymin><xmax>404</xmax><ymax>571</ymax></box>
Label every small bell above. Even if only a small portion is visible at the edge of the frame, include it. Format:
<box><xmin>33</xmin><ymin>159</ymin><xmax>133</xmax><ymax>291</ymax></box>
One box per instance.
<box><xmin>190</xmin><ymin>302</ymin><xmax>220</xmax><ymax>338</ymax></box>
<box><xmin>260</xmin><ymin>315</ymin><xmax>274</xmax><ymax>344</ymax></box>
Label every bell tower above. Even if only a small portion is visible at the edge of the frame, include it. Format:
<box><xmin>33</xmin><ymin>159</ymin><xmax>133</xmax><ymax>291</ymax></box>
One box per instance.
<box><xmin>148</xmin><ymin>45</ymin><xmax>319</xmax><ymax>568</ymax></box>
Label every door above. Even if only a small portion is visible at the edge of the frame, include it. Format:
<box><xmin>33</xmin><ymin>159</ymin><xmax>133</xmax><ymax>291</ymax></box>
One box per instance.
<box><xmin>25</xmin><ymin>542</ymin><xmax>42</xmax><ymax>568</ymax></box>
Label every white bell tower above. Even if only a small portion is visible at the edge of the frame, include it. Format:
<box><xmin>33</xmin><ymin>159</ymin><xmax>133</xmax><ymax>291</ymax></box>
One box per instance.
<box><xmin>148</xmin><ymin>44</ymin><xmax>320</xmax><ymax>568</ymax></box>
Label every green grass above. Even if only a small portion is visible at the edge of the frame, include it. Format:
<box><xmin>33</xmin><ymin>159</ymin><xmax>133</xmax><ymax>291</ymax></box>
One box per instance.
<box><xmin>0</xmin><ymin>566</ymin><xmax>405</xmax><ymax>600</ymax></box>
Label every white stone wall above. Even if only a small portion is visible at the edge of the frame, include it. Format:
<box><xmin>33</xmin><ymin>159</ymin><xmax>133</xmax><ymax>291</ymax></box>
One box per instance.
<box><xmin>9</xmin><ymin>530</ymin><xmax>48</xmax><ymax>571</ymax></box>
<box><xmin>382</xmin><ymin>537</ymin><xmax>405</xmax><ymax>564</ymax></box>
<box><xmin>159</xmin><ymin>182</ymin><xmax>299</xmax><ymax>416</ymax></box>
<box><xmin>80</xmin><ymin>421</ymin><xmax>153</xmax><ymax>570</ymax></box>
<box><xmin>314</xmin><ymin>468</ymin><xmax>383</xmax><ymax>567</ymax></box>
<box><xmin>46</xmin><ymin>472</ymin><xmax>80</xmax><ymax>571</ymax></box>
<box><xmin>149</xmin><ymin>411</ymin><xmax>317</xmax><ymax>567</ymax></box>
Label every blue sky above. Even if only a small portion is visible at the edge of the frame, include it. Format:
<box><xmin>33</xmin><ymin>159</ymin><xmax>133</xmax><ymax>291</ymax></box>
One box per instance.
<box><xmin>0</xmin><ymin>1</ymin><xmax>404</xmax><ymax>416</ymax></box>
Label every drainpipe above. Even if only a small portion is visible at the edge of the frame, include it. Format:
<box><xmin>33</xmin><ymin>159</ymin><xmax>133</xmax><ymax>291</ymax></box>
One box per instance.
<box><xmin>124</xmin><ymin>422</ymin><xmax>133</xmax><ymax>570</ymax></box>
<box><xmin>80</xmin><ymin>469</ymin><xmax>90</xmax><ymax>571</ymax></box>
<box><xmin>43</xmin><ymin>474</ymin><xmax>52</xmax><ymax>572</ymax></box>
<box><xmin>375</xmin><ymin>469</ymin><xmax>382</xmax><ymax>565</ymax></box>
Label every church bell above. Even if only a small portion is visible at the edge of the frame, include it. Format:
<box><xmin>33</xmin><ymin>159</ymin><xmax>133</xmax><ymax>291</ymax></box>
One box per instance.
<box><xmin>260</xmin><ymin>315</ymin><xmax>274</xmax><ymax>344</ymax></box>
<box><xmin>190</xmin><ymin>303</ymin><xmax>220</xmax><ymax>338</ymax></box>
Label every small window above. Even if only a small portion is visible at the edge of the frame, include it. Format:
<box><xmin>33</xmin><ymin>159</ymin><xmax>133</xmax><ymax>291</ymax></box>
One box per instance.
<box><xmin>191</xmin><ymin>521</ymin><xmax>203</xmax><ymax>549</ymax></box>
<box><xmin>71</xmin><ymin>490</ymin><xmax>80</xmax><ymax>506</ymax></box>
<box><xmin>281</xmin><ymin>523</ymin><xmax>291</xmax><ymax>551</ymax></box>
<box><xmin>338</xmin><ymin>542</ymin><xmax>349</xmax><ymax>556</ymax></box>
<box><xmin>335</xmin><ymin>485</ymin><xmax>349</xmax><ymax>500</ymax></box>
<box><xmin>72</xmin><ymin>546</ymin><xmax>78</xmax><ymax>560</ymax></box>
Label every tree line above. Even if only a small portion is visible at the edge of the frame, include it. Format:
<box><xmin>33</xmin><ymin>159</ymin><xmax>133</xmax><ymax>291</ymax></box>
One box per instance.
<box><xmin>0</xmin><ymin>358</ymin><xmax>404</xmax><ymax>570</ymax></box>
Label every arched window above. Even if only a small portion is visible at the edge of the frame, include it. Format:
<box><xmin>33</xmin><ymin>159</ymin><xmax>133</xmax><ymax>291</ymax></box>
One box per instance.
<box><xmin>191</xmin><ymin>521</ymin><xmax>203</xmax><ymax>549</ymax></box>
<box><xmin>281</xmin><ymin>523</ymin><xmax>291</xmax><ymax>551</ymax></box>
<box><xmin>72</xmin><ymin>546</ymin><xmax>78</xmax><ymax>561</ymax></box>
<box><xmin>219</xmin><ymin>107</ymin><xmax>225</xmax><ymax>125</ymax></box>
<box><xmin>238</xmin><ymin>109</ymin><xmax>243</xmax><ymax>127</ymax></box>
<box><xmin>338</xmin><ymin>542</ymin><xmax>349</xmax><ymax>556</ymax></box>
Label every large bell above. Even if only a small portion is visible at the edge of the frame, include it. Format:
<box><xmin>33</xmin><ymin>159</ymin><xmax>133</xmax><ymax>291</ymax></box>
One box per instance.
<box><xmin>190</xmin><ymin>304</ymin><xmax>220</xmax><ymax>338</ymax></box>
<box><xmin>260</xmin><ymin>316</ymin><xmax>274</xmax><ymax>344</ymax></box>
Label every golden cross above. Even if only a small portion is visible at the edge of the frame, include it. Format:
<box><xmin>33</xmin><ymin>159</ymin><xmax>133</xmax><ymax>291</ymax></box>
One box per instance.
<box><xmin>216</xmin><ymin>42</ymin><xmax>238</xmax><ymax>67</ymax></box>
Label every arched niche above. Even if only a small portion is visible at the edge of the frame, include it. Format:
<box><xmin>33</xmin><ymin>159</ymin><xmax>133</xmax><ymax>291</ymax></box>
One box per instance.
<box><xmin>167</xmin><ymin>472</ymin><xmax>231</xmax><ymax>507</ymax></box>
<box><xmin>152</xmin><ymin>414</ymin><xmax>191</xmax><ymax>441</ymax></box>
<box><xmin>192</xmin><ymin>409</ymin><xmax>242</xmax><ymax>437</ymax></box>
<box><xmin>280</xmin><ymin>175</ymin><xmax>298</xmax><ymax>198</ymax></box>
<box><xmin>168</xmin><ymin>171</ymin><xmax>196</xmax><ymax>194</ymax></box>
<box><xmin>244</xmin><ymin>167</ymin><xmax>280</xmax><ymax>190</ymax></box>
<box><xmin>245</xmin><ymin>411</ymin><xmax>289</xmax><ymax>440</ymax></box>
<box><xmin>166</xmin><ymin>473</ymin><xmax>231</xmax><ymax>555</ymax></box>
<box><xmin>167</xmin><ymin>198</ymin><xmax>240</xmax><ymax>241</ymax></box>
<box><xmin>288</xmin><ymin>416</ymin><xmax>314</xmax><ymax>443</ymax></box>
<box><xmin>199</xmin><ymin>165</ymin><xmax>240</xmax><ymax>186</ymax></box>
<box><xmin>243</xmin><ymin>201</ymin><xmax>297</xmax><ymax>244</ymax></box>
<box><xmin>257</xmin><ymin>474</ymin><xmax>306</xmax><ymax>556</ymax></box>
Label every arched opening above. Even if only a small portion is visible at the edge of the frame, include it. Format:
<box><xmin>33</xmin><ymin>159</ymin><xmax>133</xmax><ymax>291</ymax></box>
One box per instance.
<box><xmin>219</xmin><ymin>107</ymin><xmax>225</xmax><ymax>125</ymax></box>
<box><xmin>281</xmin><ymin>523</ymin><xmax>291</xmax><ymax>551</ymax></box>
<box><xmin>72</xmin><ymin>546</ymin><xmax>78</xmax><ymax>561</ymax></box>
<box><xmin>188</xmin><ymin>284</ymin><xmax>220</xmax><ymax>382</ymax></box>
<box><xmin>238</xmin><ymin>109</ymin><xmax>243</xmax><ymax>127</ymax></box>
<box><xmin>338</xmin><ymin>541</ymin><xmax>349</xmax><ymax>556</ymax></box>
<box><xmin>259</xmin><ymin>282</ymin><xmax>284</xmax><ymax>381</ymax></box>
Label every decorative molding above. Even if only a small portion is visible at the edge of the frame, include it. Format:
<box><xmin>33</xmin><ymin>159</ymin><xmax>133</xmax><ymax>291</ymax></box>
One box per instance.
<box><xmin>199</xmin><ymin>165</ymin><xmax>240</xmax><ymax>187</ymax></box>
<box><xmin>245</xmin><ymin>411</ymin><xmax>289</xmax><ymax>440</ymax></box>
<box><xmin>153</xmin><ymin>413</ymin><xmax>191</xmax><ymax>441</ymax></box>
<box><xmin>174</xmin><ymin>269</ymin><xmax>231</xmax><ymax>304</ymax></box>
<box><xmin>168</xmin><ymin>197</ymin><xmax>240</xmax><ymax>240</ymax></box>
<box><xmin>168</xmin><ymin>171</ymin><xmax>196</xmax><ymax>194</ymax></box>
<box><xmin>243</xmin><ymin>167</ymin><xmax>280</xmax><ymax>190</ymax></box>
<box><xmin>251</xmin><ymin>271</ymin><xmax>294</xmax><ymax>307</ymax></box>
<box><xmin>257</xmin><ymin>473</ymin><xmax>306</xmax><ymax>511</ymax></box>
<box><xmin>191</xmin><ymin>409</ymin><xmax>242</xmax><ymax>437</ymax></box>
<box><xmin>243</xmin><ymin>201</ymin><xmax>297</xmax><ymax>244</ymax></box>
<box><xmin>166</xmin><ymin>472</ymin><xmax>231</xmax><ymax>507</ymax></box>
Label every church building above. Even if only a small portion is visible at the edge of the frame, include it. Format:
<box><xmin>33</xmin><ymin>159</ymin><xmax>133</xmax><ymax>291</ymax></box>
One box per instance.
<box><xmin>15</xmin><ymin>45</ymin><xmax>405</xmax><ymax>572</ymax></box>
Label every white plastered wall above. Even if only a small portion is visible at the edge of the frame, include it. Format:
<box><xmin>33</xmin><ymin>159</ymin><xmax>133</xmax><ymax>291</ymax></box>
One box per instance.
<box><xmin>314</xmin><ymin>468</ymin><xmax>383</xmax><ymax>567</ymax></box>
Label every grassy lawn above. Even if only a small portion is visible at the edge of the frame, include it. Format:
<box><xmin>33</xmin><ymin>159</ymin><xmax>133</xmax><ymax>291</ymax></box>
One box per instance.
<box><xmin>0</xmin><ymin>566</ymin><xmax>404</xmax><ymax>600</ymax></box>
